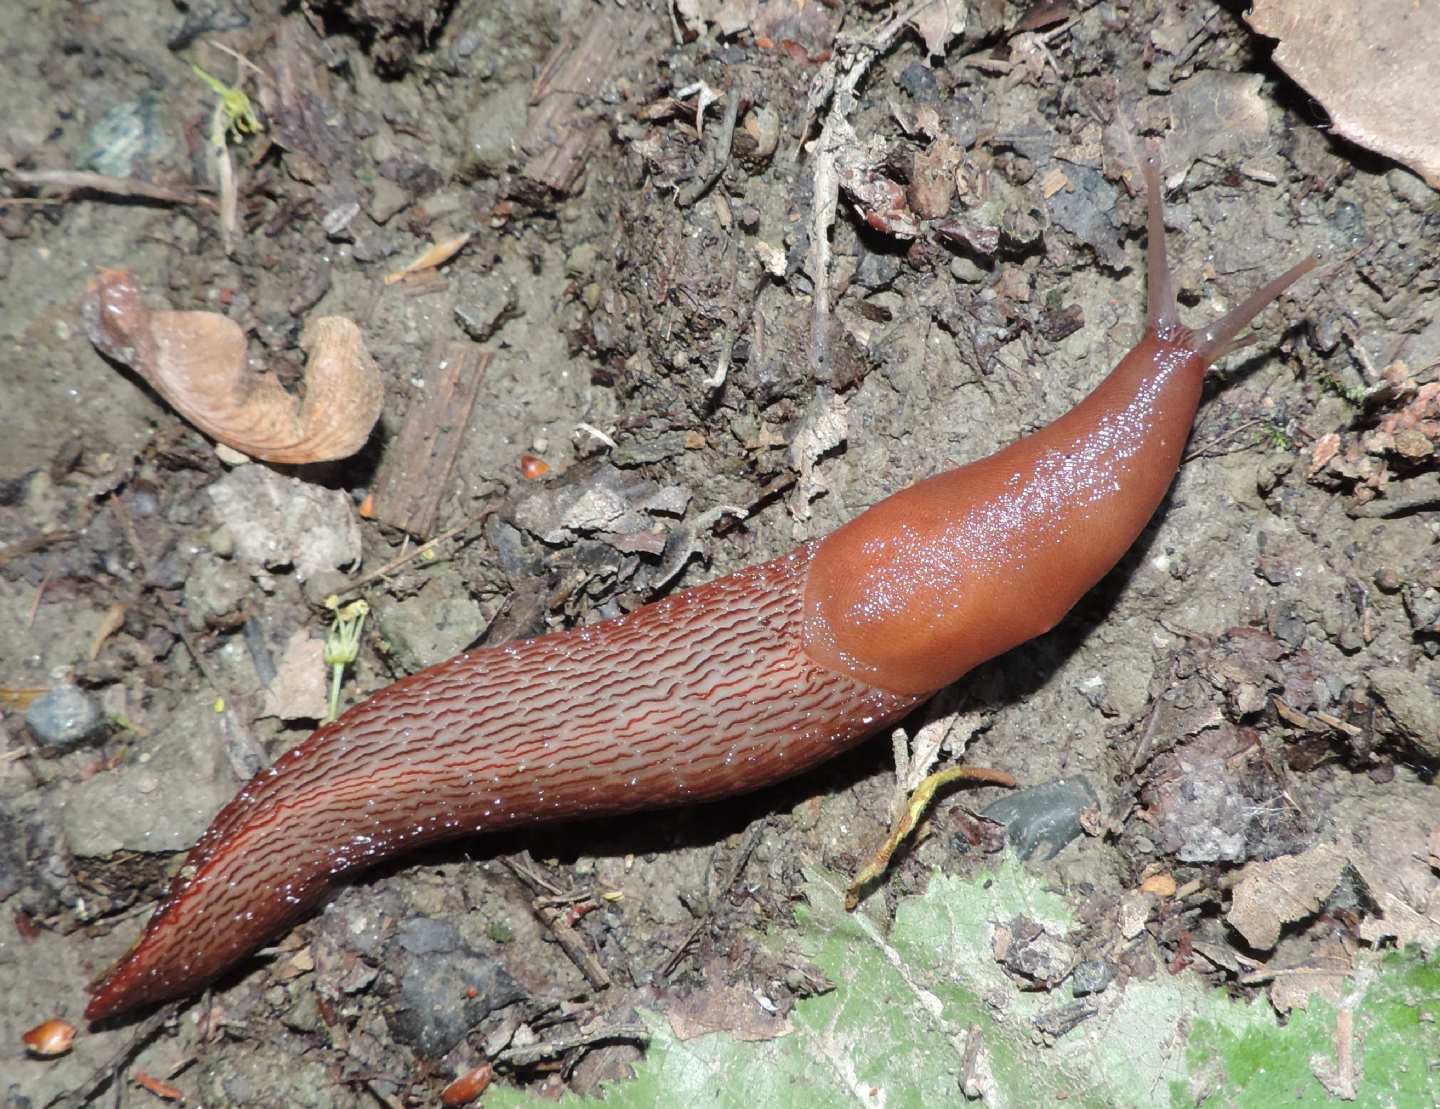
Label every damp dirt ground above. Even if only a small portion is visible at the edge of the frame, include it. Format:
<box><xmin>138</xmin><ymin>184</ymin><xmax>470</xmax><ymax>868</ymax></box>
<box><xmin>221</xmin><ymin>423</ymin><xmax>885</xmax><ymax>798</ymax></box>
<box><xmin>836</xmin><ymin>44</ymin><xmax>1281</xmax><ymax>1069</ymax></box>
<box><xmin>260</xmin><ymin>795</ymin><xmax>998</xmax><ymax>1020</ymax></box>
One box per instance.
<box><xmin>2</xmin><ymin>0</ymin><xmax>1437</xmax><ymax>1104</ymax></box>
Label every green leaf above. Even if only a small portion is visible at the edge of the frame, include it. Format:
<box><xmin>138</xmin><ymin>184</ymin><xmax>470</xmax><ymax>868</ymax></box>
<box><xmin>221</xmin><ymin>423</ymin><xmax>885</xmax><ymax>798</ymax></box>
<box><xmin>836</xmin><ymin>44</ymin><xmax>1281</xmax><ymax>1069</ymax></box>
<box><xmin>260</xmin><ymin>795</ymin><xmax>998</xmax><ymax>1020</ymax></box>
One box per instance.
<box><xmin>485</xmin><ymin>861</ymin><xmax>1440</xmax><ymax>1107</ymax></box>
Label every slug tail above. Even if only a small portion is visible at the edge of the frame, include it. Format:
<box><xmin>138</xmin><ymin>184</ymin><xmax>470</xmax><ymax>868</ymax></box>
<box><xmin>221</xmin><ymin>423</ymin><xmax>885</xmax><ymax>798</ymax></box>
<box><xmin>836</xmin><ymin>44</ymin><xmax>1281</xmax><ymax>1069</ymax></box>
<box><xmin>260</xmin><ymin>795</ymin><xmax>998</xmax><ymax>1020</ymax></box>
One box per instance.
<box><xmin>86</xmin><ymin>545</ymin><xmax>919</xmax><ymax>1022</ymax></box>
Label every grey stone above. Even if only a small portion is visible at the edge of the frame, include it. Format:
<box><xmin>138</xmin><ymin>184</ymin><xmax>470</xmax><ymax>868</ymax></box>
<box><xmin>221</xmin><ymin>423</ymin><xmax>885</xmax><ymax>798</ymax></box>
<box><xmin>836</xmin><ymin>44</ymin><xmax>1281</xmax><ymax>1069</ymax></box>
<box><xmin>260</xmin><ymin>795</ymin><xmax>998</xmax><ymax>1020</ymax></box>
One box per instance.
<box><xmin>372</xmin><ymin>576</ymin><xmax>487</xmax><ymax>673</ymax></box>
<box><xmin>983</xmin><ymin>776</ymin><xmax>1099</xmax><ymax>861</ymax></box>
<box><xmin>1070</xmin><ymin>959</ymin><xmax>1115</xmax><ymax>997</ymax></box>
<box><xmin>996</xmin><ymin>915</ymin><xmax>1074</xmax><ymax>988</ymax></box>
<box><xmin>59</xmin><ymin>700</ymin><xmax>240</xmax><ymax>856</ymax></box>
<box><xmin>25</xmin><ymin>684</ymin><xmax>104</xmax><ymax>749</ymax></box>
<box><xmin>183</xmin><ymin>552</ymin><xmax>251</xmax><ymax>630</ymax></box>
<box><xmin>384</xmin><ymin>917</ymin><xmax>523</xmax><ymax>1056</ymax></box>
<box><xmin>1370</xmin><ymin>667</ymin><xmax>1440</xmax><ymax>759</ymax></box>
<box><xmin>1033</xmin><ymin>999</ymin><xmax>1097</xmax><ymax>1039</ymax></box>
<box><xmin>205</xmin><ymin>465</ymin><xmax>362</xmax><ymax>580</ymax></box>
<box><xmin>513</xmin><ymin>463</ymin><xmax>689</xmax><ymax>545</ymax></box>
<box><xmin>463</xmin><ymin>82</ymin><xmax>529</xmax><ymax>178</ymax></box>
<box><xmin>78</xmin><ymin>93</ymin><xmax>176</xmax><ymax>178</ymax></box>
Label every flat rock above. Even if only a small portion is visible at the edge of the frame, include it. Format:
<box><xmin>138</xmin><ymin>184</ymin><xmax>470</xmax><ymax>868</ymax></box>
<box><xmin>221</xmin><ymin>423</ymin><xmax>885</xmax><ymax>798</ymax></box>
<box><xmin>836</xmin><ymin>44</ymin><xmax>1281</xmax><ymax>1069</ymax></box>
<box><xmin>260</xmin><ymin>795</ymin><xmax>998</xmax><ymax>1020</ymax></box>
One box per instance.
<box><xmin>59</xmin><ymin>699</ymin><xmax>241</xmax><ymax>857</ymax></box>
<box><xmin>206</xmin><ymin>464</ymin><xmax>362</xmax><ymax>580</ymax></box>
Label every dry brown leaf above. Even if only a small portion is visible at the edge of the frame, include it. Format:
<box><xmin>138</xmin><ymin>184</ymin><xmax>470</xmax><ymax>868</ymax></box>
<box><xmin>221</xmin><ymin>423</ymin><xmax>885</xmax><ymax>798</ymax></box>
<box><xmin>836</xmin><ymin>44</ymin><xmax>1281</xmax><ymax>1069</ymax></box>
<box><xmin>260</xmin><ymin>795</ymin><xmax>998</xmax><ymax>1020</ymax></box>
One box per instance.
<box><xmin>1269</xmin><ymin>946</ymin><xmax>1352</xmax><ymax>1015</ymax></box>
<box><xmin>1227</xmin><ymin>845</ymin><xmax>1347</xmax><ymax>950</ymax></box>
<box><xmin>1347</xmin><ymin>806</ymin><xmax>1440</xmax><ymax>951</ymax></box>
<box><xmin>1355</xmin><ymin>882</ymin><xmax>1440</xmax><ymax>952</ymax></box>
<box><xmin>83</xmin><ymin>269</ymin><xmax>382</xmax><ymax>464</ymax></box>
<box><xmin>1162</xmin><ymin>71</ymin><xmax>1272</xmax><ymax>179</ymax></box>
<box><xmin>1309</xmin><ymin>431</ymin><xmax>1341</xmax><ymax>476</ymax></box>
<box><xmin>664</xmin><ymin>981</ymin><xmax>792</xmax><ymax>1042</ymax></box>
<box><xmin>271</xmin><ymin>944</ymin><xmax>315</xmax><ymax>982</ymax></box>
<box><xmin>384</xmin><ymin>233</ymin><xmax>472</xmax><ymax>285</ymax></box>
<box><xmin>1352</xmin><ymin>858</ymin><xmax>1440</xmax><ymax>952</ymax></box>
<box><xmin>674</xmin><ymin>0</ymin><xmax>757</xmax><ymax>39</ymax></box>
<box><xmin>89</xmin><ymin>602</ymin><xmax>126</xmax><ymax>660</ymax></box>
<box><xmin>911</xmin><ymin>0</ymin><xmax>967</xmax><ymax>58</ymax></box>
<box><xmin>1248</xmin><ymin>0</ymin><xmax>1440</xmax><ymax>189</ymax></box>
<box><xmin>909</xmin><ymin>134</ymin><xmax>963</xmax><ymax>219</ymax></box>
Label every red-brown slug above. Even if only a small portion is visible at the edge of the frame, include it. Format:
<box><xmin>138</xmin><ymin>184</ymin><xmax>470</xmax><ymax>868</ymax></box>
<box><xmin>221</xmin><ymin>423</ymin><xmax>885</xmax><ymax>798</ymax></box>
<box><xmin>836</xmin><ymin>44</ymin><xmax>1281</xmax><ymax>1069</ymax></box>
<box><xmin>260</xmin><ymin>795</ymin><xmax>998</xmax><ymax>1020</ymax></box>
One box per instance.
<box><xmin>85</xmin><ymin>154</ymin><xmax>1315</xmax><ymax>1022</ymax></box>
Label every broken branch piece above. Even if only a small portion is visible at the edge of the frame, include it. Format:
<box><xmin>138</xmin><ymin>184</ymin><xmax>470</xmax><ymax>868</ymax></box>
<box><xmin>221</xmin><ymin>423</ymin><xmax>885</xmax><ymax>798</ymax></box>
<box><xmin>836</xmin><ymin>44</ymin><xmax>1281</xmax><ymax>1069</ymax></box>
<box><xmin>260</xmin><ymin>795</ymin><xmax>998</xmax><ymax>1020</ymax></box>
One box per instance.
<box><xmin>82</xmin><ymin>268</ymin><xmax>383</xmax><ymax>464</ymax></box>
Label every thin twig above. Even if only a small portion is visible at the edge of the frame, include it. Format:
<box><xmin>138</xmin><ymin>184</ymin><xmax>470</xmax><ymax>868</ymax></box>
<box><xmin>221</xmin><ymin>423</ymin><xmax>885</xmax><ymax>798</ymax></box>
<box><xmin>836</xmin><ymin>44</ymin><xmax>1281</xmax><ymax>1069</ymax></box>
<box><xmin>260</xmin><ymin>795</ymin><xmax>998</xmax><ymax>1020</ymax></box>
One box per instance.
<box><xmin>8</xmin><ymin>169</ymin><xmax>216</xmax><ymax>209</ymax></box>
<box><xmin>336</xmin><ymin>502</ymin><xmax>497</xmax><ymax>595</ymax></box>
<box><xmin>26</xmin><ymin>565</ymin><xmax>53</xmax><ymax>629</ymax></box>
<box><xmin>0</xmin><ymin>529</ymin><xmax>75</xmax><ymax>568</ymax></box>
<box><xmin>658</xmin><ymin>822</ymin><xmax>765</xmax><ymax>979</ymax></box>
<box><xmin>701</xmin><ymin>320</ymin><xmax>738</xmax><ymax>391</ymax></box>
<box><xmin>54</xmin><ymin>1002</ymin><xmax>181</xmax><ymax>1109</ymax></box>
<box><xmin>503</xmin><ymin>857</ymin><xmax>611</xmax><ymax>990</ymax></box>
<box><xmin>677</xmin><ymin>85</ymin><xmax>740</xmax><ymax>208</ymax></box>
<box><xmin>804</xmin><ymin>4</ymin><xmax>922</xmax><ymax>379</ymax></box>
<box><xmin>497</xmin><ymin>1022</ymin><xmax>649</xmax><ymax>1069</ymax></box>
<box><xmin>1183</xmin><ymin>416</ymin><xmax>1268</xmax><ymax>462</ymax></box>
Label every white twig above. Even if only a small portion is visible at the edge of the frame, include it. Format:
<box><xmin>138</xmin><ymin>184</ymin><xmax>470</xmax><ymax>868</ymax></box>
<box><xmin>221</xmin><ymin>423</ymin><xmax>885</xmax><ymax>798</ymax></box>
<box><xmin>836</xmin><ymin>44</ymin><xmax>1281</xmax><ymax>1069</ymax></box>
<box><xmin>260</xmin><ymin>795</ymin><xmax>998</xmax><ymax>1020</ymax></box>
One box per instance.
<box><xmin>574</xmin><ymin>422</ymin><xmax>618</xmax><ymax>449</ymax></box>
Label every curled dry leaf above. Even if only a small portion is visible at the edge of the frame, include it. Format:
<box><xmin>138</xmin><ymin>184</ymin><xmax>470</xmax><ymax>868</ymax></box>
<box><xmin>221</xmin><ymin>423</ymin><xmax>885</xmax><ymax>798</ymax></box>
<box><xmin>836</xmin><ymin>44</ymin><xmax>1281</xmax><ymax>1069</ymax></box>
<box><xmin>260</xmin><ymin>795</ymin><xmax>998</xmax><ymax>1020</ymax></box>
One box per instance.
<box><xmin>82</xmin><ymin>269</ymin><xmax>383</xmax><ymax>464</ymax></box>
<box><xmin>23</xmin><ymin>1017</ymin><xmax>76</xmax><ymax>1056</ymax></box>
<box><xmin>1226</xmin><ymin>844</ymin><xmax>1347</xmax><ymax>951</ymax></box>
<box><xmin>912</xmin><ymin>0</ymin><xmax>968</xmax><ymax>58</ymax></box>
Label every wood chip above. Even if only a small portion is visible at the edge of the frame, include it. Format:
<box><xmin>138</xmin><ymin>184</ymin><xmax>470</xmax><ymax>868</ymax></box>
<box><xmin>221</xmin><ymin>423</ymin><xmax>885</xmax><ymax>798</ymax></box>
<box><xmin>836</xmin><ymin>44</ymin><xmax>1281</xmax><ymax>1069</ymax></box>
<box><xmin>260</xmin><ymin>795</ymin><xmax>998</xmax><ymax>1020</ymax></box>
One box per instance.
<box><xmin>1041</xmin><ymin>167</ymin><xmax>1070</xmax><ymax>198</ymax></box>
<box><xmin>369</xmin><ymin>344</ymin><xmax>491</xmax><ymax>537</ymax></box>
<box><xmin>521</xmin><ymin>13</ymin><xmax>631</xmax><ymax>193</ymax></box>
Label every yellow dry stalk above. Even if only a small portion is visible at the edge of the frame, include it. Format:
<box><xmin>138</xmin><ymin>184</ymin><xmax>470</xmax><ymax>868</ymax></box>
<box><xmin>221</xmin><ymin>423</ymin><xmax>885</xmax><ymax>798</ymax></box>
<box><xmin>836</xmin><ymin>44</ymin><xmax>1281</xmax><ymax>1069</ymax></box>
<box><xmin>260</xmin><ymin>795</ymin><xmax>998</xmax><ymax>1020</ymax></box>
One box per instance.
<box><xmin>191</xmin><ymin>63</ymin><xmax>263</xmax><ymax>145</ymax></box>
<box><xmin>323</xmin><ymin>596</ymin><xmax>370</xmax><ymax>723</ymax></box>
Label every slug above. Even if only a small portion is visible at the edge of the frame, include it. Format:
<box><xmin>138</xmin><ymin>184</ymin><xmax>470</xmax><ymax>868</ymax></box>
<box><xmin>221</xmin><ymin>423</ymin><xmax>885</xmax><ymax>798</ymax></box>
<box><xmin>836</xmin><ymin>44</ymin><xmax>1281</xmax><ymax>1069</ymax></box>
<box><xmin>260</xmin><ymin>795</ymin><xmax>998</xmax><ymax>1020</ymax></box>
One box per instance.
<box><xmin>85</xmin><ymin>155</ymin><xmax>1314</xmax><ymax>1022</ymax></box>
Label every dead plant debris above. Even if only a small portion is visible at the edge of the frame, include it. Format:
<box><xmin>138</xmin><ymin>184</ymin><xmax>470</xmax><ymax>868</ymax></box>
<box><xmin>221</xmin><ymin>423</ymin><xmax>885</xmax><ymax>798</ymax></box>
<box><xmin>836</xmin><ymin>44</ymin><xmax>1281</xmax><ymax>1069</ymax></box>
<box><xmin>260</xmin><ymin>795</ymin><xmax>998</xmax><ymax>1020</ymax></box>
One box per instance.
<box><xmin>82</xmin><ymin>269</ymin><xmax>383</xmax><ymax>464</ymax></box>
<box><xmin>1248</xmin><ymin>0</ymin><xmax>1440</xmax><ymax>189</ymax></box>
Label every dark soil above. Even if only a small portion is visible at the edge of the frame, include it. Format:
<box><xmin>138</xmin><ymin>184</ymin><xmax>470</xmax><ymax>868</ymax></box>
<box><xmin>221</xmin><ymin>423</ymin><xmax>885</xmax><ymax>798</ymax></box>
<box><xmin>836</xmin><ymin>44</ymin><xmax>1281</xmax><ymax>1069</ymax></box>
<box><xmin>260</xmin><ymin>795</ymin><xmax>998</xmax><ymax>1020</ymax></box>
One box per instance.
<box><xmin>2</xmin><ymin>0</ymin><xmax>1436</xmax><ymax>1104</ymax></box>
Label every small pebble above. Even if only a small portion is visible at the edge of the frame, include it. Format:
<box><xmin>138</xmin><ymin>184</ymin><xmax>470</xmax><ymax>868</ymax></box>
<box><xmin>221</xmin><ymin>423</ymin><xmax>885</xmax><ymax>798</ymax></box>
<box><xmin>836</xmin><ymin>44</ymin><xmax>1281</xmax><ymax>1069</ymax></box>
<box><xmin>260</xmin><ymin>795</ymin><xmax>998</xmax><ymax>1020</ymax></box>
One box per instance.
<box><xmin>1373</xmin><ymin>566</ymin><xmax>1403</xmax><ymax>594</ymax></box>
<box><xmin>207</xmin><ymin>525</ymin><xmax>236</xmax><ymax>558</ymax></box>
<box><xmin>1071</xmin><ymin>959</ymin><xmax>1115</xmax><ymax>997</ymax></box>
<box><xmin>25</xmin><ymin>684</ymin><xmax>104</xmax><ymax>749</ymax></box>
<box><xmin>384</xmin><ymin>918</ymin><xmax>524</xmax><ymax>1056</ymax></box>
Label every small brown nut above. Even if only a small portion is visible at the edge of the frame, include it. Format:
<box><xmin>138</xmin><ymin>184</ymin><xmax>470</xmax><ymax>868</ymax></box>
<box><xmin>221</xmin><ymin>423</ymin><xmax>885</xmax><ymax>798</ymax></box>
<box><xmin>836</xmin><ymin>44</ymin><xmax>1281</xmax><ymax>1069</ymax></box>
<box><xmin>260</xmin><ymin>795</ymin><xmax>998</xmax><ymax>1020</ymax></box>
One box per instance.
<box><xmin>23</xmin><ymin>1018</ymin><xmax>76</xmax><ymax>1056</ymax></box>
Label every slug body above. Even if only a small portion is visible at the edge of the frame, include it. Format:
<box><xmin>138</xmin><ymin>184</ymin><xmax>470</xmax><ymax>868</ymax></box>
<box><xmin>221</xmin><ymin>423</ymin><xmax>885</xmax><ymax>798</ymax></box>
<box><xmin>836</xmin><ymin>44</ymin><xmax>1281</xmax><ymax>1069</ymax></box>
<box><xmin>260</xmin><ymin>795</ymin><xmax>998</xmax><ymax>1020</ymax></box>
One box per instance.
<box><xmin>86</xmin><ymin>158</ymin><xmax>1314</xmax><ymax>1022</ymax></box>
<box><xmin>804</xmin><ymin>332</ymin><xmax>1207</xmax><ymax>695</ymax></box>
